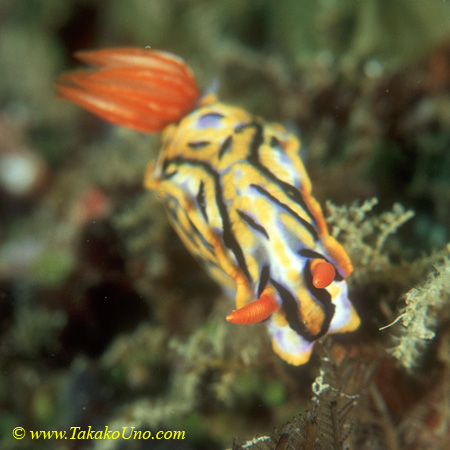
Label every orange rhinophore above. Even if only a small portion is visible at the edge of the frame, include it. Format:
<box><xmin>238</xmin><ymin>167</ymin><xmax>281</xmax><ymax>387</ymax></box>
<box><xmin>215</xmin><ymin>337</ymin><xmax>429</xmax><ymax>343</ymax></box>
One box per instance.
<box><xmin>311</xmin><ymin>259</ymin><xmax>336</xmax><ymax>289</ymax></box>
<box><xmin>226</xmin><ymin>286</ymin><xmax>280</xmax><ymax>324</ymax></box>
<box><xmin>56</xmin><ymin>48</ymin><xmax>200</xmax><ymax>133</ymax></box>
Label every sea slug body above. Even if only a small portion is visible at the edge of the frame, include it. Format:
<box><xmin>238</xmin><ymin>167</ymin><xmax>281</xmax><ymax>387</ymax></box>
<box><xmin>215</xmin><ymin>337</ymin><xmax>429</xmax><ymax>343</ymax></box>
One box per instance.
<box><xmin>56</xmin><ymin>47</ymin><xmax>360</xmax><ymax>365</ymax></box>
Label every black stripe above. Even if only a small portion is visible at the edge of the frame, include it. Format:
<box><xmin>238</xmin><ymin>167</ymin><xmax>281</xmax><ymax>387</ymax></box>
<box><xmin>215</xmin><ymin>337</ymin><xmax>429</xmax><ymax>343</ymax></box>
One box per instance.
<box><xmin>188</xmin><ymin>140</ymin><xmax>210</xmax><ymax>150</ymax></box>
<box><xmin>161</xmin><ymin>158</ymin><xmax>178</xmax><ymax>179</ymax></box>
<box><xmin>270</xmin><ymin>279</ymin><xmax>316</xmax><ymax>341</ymax></box>
<box><xmin>271</xmin><ymin>276</ymin><xmax>334</xmax><ymax>342</ymax></box>
<box><xmin>297</xmin><ymin>249</ymin><xmax>343</xmax><ymax>281</ymax></box>
<box><xmin>187</xmin><ymin>215</ymin><xmax>215</xmax><ymax>254</ymax></box>
<box><xmin>257</xmin><ymin>171</ymin><xmax>313</xmax><ymax>224</ymax></box>
<box><xmin>270</xmin><ymin>136</ymin><xmax>282</xmax><ymax>150</ymax></box>
<box><xmin>163</xmin><ymin>157</ymin><xmax>251</xmax><ymax>280</ymax></box>
<box><xmin>234</xmin><ymin>122</ymin><xmax>252</xmax><ymax>133</ymax></box>
<box><xmin>166</xmin><ymin>203</ymin><xmax>198</xmax><ymax>249</ymax></box>
<box><xmin>237</xmin><ymin>209</ymin><xmax>269</xmax><ymax>239</ymax></box>
<box><xmin>162</xmin><ymin>158</ymin><xmax>171</xmax><ymax>172</ymax></box>
<box><xmin>251</xmin><ymin>184</ymin><xmax>318</xmax><ymax>241</ymax></box>
<box><xmin>218</xmin><ymin>135</ymin><xmax>233</xmax><ymax>159</ymax></box>
<box><xmin>196</xmin><ymin>181</ymin><xmax>208</xmax><ymax>223</ymax></box>
<box><xmin>297</xmin><ymin>249</ymin><xmax>325</xmax><ymax>259</ymax></box>
<box><xmin>168</xmin><ymin>195</ymin><xmax>215</xmax><ymax>255</ymax></box>
<box><xmin>244</xmin><ymin>123</ymin><xmax>317</xmax><ymax>226</ymax></box>
<box><xmin>200</xmin><ymin>112</ymin><xmax>224</xmax><ymax>120</ymax></box>
<box><xmin>163</xmin><ymin>170</ymin><xmax>178</xmax><ymax>180</ymax></box>
<box><xmin>257</xmin><ymin>265</ymin><xmax>270</xmax><ymax>297</ymax></box>
<box><xmin>303</xmin><ymin>260</ymin><xmax>335</xmax><ymax>338</ymax></box>
<box><xmin>249</xmin><ymin>122</ymin><xmax>265</xmax><ymax>155</ymax></box>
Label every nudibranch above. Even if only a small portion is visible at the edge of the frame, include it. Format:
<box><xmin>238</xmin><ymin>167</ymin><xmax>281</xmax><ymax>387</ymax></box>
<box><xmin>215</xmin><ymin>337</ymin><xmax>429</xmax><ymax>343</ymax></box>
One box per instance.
<box><xmin>56</xmin><ymin>48</ymin><xmax>360</xmax><ymax>365</ymax></box>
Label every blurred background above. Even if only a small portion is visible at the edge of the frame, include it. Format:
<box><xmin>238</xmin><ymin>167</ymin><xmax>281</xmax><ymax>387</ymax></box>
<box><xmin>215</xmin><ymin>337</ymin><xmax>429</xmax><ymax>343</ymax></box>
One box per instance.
<box><xmin>1</xmin><ymin>1</ymin><xmax>450</xmax><ymax>449</ymax></box>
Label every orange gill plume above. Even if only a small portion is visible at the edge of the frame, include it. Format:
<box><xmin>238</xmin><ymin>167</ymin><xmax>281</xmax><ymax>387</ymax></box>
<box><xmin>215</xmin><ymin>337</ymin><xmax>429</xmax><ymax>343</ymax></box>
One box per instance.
<box><xmin>55</xmin><ymin>48</ymin><xmax>201</xmax><ymax>133</ymax></box>
<box><xmin>226</xmin><ymin>285</ymin><xmax>280</xmax><ymax>325</ymax></box>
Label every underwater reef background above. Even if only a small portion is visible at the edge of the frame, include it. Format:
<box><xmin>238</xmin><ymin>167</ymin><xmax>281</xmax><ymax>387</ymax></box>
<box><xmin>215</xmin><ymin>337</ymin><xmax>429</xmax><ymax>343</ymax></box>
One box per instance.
<box><xmin>1</xmin><ymin>0</ymin><xmax>450</xmax><ymax>449</ymax></box>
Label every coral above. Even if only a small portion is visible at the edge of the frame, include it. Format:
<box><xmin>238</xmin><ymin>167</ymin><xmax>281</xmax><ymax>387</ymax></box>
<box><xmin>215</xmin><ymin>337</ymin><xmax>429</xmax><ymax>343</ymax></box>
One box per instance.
<box><xmin>398</xmin><ymin>369</ymin><xmax>450</xmax><ymax>449</ymax></box>
<box><xmin>325</xmin><ymin>196</ymin><xmax>450</xmax><ymax>372</ymax></box>
<box><xmin>1</xmin><ymin>285</ymin><xmax>67</xmax><ymax>359</ymax></box>
<box><xmin>112</xmin><ymin>192</ymin><xmax>170</xmax><ymax>293</ymax></box>
<box><xmin>325</xmin><ymin>197</ymin><xmax>414</xmax><ymax>271</ymax></box>
<box><xmin>98</xmin><ymin>305</ymin><xmax>268</xmax><ymax>429</ymax></box>
<box><xmin>229</xmin><ymin>346</ymin><xmax>378</xmax><ymax>450</ymax></box>
<box><xmin>387</xmin><ymin>246</ymin><xmax>450</xmax><ymax>370</ymax></box>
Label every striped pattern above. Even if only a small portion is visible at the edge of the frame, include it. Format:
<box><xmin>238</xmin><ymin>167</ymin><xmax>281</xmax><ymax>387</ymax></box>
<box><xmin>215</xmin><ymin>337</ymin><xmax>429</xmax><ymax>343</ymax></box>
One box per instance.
<box><xmin>146</xmin><ymin>99</ymin><xmax>360</xmax><ymax>365</ymax></box>
<box><xmin>56</xmin><ymin>48</ymin><xmax>359</xmax><ymax>365</ymax></box>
